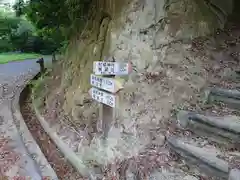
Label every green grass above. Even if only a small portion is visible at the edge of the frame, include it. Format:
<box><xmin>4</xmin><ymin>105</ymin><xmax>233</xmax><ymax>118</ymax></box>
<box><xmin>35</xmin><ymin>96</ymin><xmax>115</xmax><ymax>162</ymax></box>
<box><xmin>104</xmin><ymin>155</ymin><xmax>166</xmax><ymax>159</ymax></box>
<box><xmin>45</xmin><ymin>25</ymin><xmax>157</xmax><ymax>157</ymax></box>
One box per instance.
<box><xmin>0</xmin><ymin>53</ymin><xmax>42</xmax><ymax>64</ymax></box>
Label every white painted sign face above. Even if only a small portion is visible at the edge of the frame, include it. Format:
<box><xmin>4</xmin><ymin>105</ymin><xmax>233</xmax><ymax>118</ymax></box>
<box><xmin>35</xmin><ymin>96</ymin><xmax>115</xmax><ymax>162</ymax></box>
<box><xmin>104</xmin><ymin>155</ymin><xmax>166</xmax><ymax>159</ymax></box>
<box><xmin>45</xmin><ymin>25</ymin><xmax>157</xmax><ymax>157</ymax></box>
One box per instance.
<box><xmin>90</xmin><ymin>74</ymin><xmax>124</xmax><ymax>93</ymax></box>
<box><xmin>93</xmin><ymin>61</ymin><xmax>132</xmax><ymax>75</ymax></box>
<box><xmin>89</xmin><ymin>87</ymin><xmax>116</xmax><ymax>107</ymax></box>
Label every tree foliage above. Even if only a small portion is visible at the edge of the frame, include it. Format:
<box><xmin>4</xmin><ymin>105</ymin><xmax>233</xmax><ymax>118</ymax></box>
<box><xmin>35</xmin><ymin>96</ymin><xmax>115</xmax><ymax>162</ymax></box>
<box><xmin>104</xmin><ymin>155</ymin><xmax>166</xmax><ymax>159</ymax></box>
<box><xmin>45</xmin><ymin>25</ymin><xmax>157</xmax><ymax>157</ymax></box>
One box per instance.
<box><xmin>13</xmin><ymin>0</ymin><xmax>25</xmax><ymax>17</ymax></box>
<box><xmin>8</xmin><ymin>0</ymin><xmax>93</xmax><ymax>54</ymax></box>
<box><xmin>0</xmin><ymin>8</ymin><xmax>58</xmax><ymax>54</ymax></box>
<box><xmin>0</xmin><ymin>11</ymin><xmax>21</xmax><ymax>51</ymax></box>
<box><xmin>23</xmin><ymin>0</ymin><xmax>93</xmax><ymax>38</ymax></box>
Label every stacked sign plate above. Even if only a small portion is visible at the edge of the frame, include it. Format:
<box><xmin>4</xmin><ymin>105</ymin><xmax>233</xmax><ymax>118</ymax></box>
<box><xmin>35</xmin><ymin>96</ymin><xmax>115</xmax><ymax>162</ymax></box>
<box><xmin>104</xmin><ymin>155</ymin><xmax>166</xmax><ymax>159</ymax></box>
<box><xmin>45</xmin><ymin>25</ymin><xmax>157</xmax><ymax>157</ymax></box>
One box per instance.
<box><xmin>89</xmin><ymin>61</ymin><xmax>132</xmax><ymax>107</ymax></box>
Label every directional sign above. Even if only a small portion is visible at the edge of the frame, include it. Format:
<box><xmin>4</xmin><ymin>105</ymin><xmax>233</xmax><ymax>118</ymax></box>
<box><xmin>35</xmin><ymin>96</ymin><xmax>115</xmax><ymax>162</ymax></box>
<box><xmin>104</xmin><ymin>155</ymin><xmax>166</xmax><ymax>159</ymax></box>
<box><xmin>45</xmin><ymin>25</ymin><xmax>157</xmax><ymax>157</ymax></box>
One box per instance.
<box><xmin>89</xmin><ymin>87</ymin><xmax>116</xmax><ymax>107</ymax></box>
<box><xmin>90</xmin><ymin>74</ymin><xmax>124</xmax><ymax>93</ymax></box>
<box><xmin>93</xmin><ymin>61</ymin><xmax>132</xmax><ymax>75</ymax></box>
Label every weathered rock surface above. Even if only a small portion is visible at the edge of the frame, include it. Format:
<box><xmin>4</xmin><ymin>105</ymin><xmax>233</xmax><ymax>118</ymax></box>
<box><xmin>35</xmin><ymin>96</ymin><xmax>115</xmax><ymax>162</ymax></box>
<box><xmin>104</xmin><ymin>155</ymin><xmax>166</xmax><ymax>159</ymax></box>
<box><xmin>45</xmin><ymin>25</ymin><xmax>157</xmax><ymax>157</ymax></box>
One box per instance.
<box><xmin>44</xmin><ymin>0</ymin><xmax>238</xmax><ymax>179</ymax></box>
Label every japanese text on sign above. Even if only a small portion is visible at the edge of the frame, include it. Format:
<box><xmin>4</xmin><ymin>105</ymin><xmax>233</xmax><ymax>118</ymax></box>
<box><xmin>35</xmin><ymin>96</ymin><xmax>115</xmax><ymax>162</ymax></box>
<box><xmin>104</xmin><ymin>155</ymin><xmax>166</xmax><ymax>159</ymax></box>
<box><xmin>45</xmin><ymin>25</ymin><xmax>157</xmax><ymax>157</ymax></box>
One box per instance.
<box><xmin>90</xmin><ymin>74</ymin><xmax>124</xmax><ymax>93</ymax></box>
<box><xmin>90</xmin><ymin>87</ymin><xmax>116</xmax><ymax>107</ymax></box>
<box><xmin>93</xmin><ymin>61</ymin><xmax>132</xmax><ymax>75</ymax></box>
<box><xmin>90</xmin><ymin>74</ymin><xmax>115</xmax><ymax>93</ymax></box>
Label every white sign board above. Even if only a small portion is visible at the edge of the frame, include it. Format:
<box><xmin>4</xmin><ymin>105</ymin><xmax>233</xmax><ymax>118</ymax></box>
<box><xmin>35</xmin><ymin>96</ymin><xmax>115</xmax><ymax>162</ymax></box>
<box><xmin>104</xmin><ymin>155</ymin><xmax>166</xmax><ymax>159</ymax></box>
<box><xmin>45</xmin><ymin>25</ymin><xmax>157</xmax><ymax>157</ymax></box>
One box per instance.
<box><xmin>90</xmin><ymin>74</ymin><xmax>124</xmax><ymax>93</ymax></box>
<box><xmin>89</xmin><ymin>87</ymin><xmax>116</xmax><ymax>107</ymax></box>
<box><xmin>93</xmin><ymin>61</ymin><xmax>132</xmax><ymax>75</ymax></box>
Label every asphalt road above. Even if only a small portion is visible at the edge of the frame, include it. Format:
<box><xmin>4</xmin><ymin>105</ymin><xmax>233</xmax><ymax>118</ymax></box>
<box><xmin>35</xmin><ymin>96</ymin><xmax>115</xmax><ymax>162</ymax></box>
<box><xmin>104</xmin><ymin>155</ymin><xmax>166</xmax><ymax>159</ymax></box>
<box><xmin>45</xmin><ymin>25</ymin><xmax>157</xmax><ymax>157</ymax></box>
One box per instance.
<box><xmin>0</xmin><ymin>57</ymin><xmax>52</xmax><ymax>83</ymax></box>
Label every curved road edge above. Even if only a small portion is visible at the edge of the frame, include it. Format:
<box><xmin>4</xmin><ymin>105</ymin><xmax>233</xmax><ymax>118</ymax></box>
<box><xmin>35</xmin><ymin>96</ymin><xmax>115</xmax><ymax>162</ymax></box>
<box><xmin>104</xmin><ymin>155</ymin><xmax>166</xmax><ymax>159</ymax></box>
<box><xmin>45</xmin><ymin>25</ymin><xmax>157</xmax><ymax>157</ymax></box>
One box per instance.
<box><xmin>13</xmin><ymin>77</ymin><xmax>58</xmax><ymax>179</ymax></box>
<box><xmin>33</xmin><ymin>103</ymin><xmax>89</xmax><ymax>177</ymax></box>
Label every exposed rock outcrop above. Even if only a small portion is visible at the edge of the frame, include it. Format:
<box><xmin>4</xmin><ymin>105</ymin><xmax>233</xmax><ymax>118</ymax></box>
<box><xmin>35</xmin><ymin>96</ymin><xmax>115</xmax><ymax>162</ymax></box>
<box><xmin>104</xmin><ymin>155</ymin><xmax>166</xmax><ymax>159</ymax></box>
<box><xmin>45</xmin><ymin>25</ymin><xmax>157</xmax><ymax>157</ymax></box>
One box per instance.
<box><xmin>44</xmin><ymin>0</ymin><xmax>238</xmax><ymax>177</ymax></box>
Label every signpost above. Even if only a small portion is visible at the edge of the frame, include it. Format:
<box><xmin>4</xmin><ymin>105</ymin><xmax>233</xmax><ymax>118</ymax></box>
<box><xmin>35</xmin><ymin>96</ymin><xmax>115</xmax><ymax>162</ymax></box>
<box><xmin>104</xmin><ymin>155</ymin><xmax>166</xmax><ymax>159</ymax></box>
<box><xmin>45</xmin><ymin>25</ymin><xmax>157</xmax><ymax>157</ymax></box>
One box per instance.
<box><xmin>89</xmin><ymin>87</ymin><xmax>116</xmax><ymax>108</ymax></box>
<box><xmin>89</xmin><ymin>59</ymin><xmax>132</xmax><ymax>138</ymax></box>
<box><xmin>90</xmin><ymin>74</ymin><xmax>124</xmax><ymax>93</ymax></box>
<box><xmin>93</xmin><ymin>61</ymin><xmax>132</xmax><ymax>76</ymax></box>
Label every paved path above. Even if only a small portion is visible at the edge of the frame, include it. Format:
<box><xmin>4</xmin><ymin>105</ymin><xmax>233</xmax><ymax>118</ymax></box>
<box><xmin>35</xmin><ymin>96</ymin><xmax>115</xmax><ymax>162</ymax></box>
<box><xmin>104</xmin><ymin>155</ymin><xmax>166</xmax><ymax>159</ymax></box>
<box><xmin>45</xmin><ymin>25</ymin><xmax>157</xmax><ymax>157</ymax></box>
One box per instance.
<box><xmin>0</xmin><ymin>58</ymin><xmax>57</xmax><ymax>179</ymax></box>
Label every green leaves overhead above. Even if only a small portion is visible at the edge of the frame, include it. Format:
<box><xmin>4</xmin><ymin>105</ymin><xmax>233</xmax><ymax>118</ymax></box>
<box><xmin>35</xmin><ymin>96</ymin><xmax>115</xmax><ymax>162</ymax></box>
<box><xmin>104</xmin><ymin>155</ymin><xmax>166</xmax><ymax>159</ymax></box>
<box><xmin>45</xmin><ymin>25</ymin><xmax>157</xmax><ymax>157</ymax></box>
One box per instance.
<box><xmin>24</xmin><ymin>0</ymin><xmax>93</xmax><ymax>37</ymax></box>
<box><xmin>0</xmin><ymin>11</ymin><xmax>20</xmax><ymax>39</ymax></box>
<box><xmin>13</xmin><ymin>0</ymin><xmax>25</xmax><ymax>17</ymax></box>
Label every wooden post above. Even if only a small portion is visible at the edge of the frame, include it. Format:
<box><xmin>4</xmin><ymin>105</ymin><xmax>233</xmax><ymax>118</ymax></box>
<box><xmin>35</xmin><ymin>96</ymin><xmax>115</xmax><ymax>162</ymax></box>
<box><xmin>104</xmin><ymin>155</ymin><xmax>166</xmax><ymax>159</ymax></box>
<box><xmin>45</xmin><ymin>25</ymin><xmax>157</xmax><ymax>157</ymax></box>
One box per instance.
<box><xmin>90</xmin><ymin>59</ymin><xmax>131</xmax><ymax>140</ymax></box>
<box><xmin>36</xmin><ymin>58</ymin><xmax>45</xmax><ymax>74</ymax></box>
<box><xmin>101</xmin><ymin>58</ymin><xmax>115</xmax><ymax>139</ymax></box>
<box><xmin>101</xmin><ymin>77</ymin><xmax>115</xmax><ymax>139</ymax></box>
<box><xmin>52</xmin><ymin>53</ymin><xmax>56</xmax><ymax>63</ymax></box>
<box><xmin>102</xmin><ymin>101</ymin><xmax>114</xmax><ymax>139</ymax></box>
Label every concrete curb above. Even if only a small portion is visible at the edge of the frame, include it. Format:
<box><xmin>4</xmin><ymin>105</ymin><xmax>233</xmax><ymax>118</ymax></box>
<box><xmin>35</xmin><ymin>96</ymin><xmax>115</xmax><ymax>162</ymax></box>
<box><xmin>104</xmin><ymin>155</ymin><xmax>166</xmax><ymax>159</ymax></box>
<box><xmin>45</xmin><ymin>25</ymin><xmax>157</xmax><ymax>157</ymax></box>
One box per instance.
<box><xmin>167</xmin><ymin>136</ymin><xmax>229</xmax><ymax>179</ymax></box>
<box><xmin>33</xmin><ymin>102</ymin><xmax>89</xmax><ymax>177</ymax></box>
<box><xmin>177</xmin><ymin>110</ymin><xmax>240</xmax><ymax>143</ymax></box>
<box><xmin>210</xmin><ymin>88</ymin><xmax>240</xmax><ymax>100</ymax></box>
<box><xmin>208</xmin><ymin>88</ymin><xmax>240</xmax><ymax>109</ymax></box>
<box><xmin>13</xmin><ymin>75</ymin><xmax>58</xmax><ymax>179</ymax></box>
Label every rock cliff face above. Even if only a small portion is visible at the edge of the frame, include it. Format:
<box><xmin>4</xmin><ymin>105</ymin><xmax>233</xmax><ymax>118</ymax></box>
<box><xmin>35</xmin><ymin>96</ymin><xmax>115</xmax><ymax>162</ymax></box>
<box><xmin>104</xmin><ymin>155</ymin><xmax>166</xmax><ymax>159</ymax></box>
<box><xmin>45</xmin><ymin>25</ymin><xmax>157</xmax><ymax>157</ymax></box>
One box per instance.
<box><xmin>60</xmin><ymin>0</ymin><xmax>234</xmax><ymax>171</ymax></box>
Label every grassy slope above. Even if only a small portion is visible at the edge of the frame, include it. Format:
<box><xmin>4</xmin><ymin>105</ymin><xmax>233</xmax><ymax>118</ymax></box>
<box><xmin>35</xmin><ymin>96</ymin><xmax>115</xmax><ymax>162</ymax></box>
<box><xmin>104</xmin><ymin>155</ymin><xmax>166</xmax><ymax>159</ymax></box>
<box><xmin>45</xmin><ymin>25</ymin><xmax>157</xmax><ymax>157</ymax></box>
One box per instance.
<box><xmin>0</xmin><ymin>53</ymin><xmax>42</xmax><ymax>64</ymax></box>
